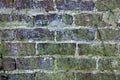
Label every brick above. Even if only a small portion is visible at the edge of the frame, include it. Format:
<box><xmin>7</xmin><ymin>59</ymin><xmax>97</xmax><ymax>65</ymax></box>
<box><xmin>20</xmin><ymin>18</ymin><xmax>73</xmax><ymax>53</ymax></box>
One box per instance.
<box><xmin>37</xmin><ymin>43</ymin><xmax>76</xmax><ymax>55</ymax></box>
<box><xmin>55</xmin><ymin>0</ymin><xmax>94</xmax><ymax>11</ymax></box>
<box><xmin>80</xmin><ymin>1</ymin><xmax>95</xmax><ymax>11</ymax></box>
<box><xmin>3</xmin><ymin>58</ymin><xmax>16</xmax><ymax>71</ymax></box>
<box><xmin>116</xmin><ymin>73</ymin><xmax>120</xmax><ymax>80</ymax></box>
<box><xmin>119</xmin><ymin>45</ymin><xmax>120</xmax><ymax>54</ymax></box>
<box><xmin>55</xmin><ymin>0</ymin><xmax>80</xmax><ymax>10</ymax></box>
<box><xmin>14</xmin><ymin>28</ymin><xmax>54</xmax><ymax>41</ymax></box>
<box><xmin>34</xmin><ymin>14</ymin><xmax>57</xmax><ymax>26</ymax></box>
<box><xmin>0</xmin><ymin>14</ymin><xmax>32</xmax><ymax>26</ymax></box>
<box><xmin>31</xmin><ymin>0</ymin><xmax>54</xmax><ymax>11</ymax></box>
<box><xmin>0</xmin><ymin>58</ymin><xmax>3</xmax><ymax>71</ymax></box>
<box><xmin>0</xmin><ymin>0</ymin><xmax>14</xmax><ymax>8</ymax></box>
<box><xmin>97</xmin><ymin>29</ymin><xmax>120</xmax><ymax>40</ymax></box>
<box><xmin>98</xmin><ymin>73</ymin><xmax>116</xmax><ymax>80</ymax></box>
<box><xmin>0</xmin><ymin>29</ymin><xmax>14</xmax><ymax>40</ymax></box>
<box><xmin>0</xmin><ymin>42</ymin><xmax>9</xmax><ymax>56</ymax></box>
<box><xmin>75</xmin><ymin>13</ymin><xmax>109</xmax><ymax>27</ymax></box>
<box><xmin>34</xmin><ymin>14</ymin><xmax>73</xmax><ymax>26</ymax></box>
<box><xmin>95</xmin><ymin>0</ymin><xmax>119</xmax><ymax>11</ymax></box>
<box><xmin>16</xmin><ymin>58</ymin><xmax>38</xmax><ymax>70</ymax></box>
<box><xmin>7</xmin><ymin>43</ymin><xmax>35</xmax><ymax>56</ymax></box>
<box><xmin>98</xmin><ymin>58</ymin><xmax>120</xmax><ymax>71</ymax></box>
<box><xmin>36</xmin><ymin>72</ymin><xmax>75</xmax><ymax>80</ymax></box>
<box><xmin>0</xmin><ymin>73</ymin><xmax>35</xmax><ymax>80</ymax></box>
<box><xmin>0</xmin><ymin>14</ymin><xmax>29</xmax><ymax>22</ymax></box>
<box><xmin>76</xmin><ymin>72</ymin><xmax>116</xmax><ymax>80</ymax></box>
<box><xmin>37</xmin><ymin>57</ymin><xmax>54</xmax><ymax>70</ymax></box>
<box><xmin>62</xmin><ymin>14</ymin><xmax>73</xmax><ymax>25</ymax></box>
<box><xmin>0</xmin><ymin>0</ymin><xmax>54</xmax><ymax>11</ymax></box>
<box><xmin>0</xmin><ymin>14</ymin><xmax>11</xmax><ymax>22</ymax></box>
<box><xmin>78</xmin><ymin>43</ymin><xmax>118</xmax><ymax>56</ymax></box>
<box><xmin>56</xmin><ymin>29</ymin><xmax>95</xmax><ymax>41</ymax></box>
<box><xmin>76</xmin><ymin>72</ymin><xmax>99</xmax><ymax>80</ymax></box>
<box><xmin>56</xmin><ymin>57</ymin><xmax>96</xmax><ymax>70</ymax></box>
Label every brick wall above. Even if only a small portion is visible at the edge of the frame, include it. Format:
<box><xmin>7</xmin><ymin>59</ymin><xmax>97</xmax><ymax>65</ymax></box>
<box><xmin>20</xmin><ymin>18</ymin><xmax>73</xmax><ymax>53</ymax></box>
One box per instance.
<box><xmin>0</xmin><ymin>0</ymin><xmax>120</xmax><ymax>80</ymax></box>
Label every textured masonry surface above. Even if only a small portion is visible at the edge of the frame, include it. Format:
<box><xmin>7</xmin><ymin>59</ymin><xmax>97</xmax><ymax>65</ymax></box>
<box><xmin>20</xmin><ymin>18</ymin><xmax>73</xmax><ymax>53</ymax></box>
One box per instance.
<box><xmin>0</xmin><ymin>0</ymin><xmax>120</xmax><ymax>80</ymax></box>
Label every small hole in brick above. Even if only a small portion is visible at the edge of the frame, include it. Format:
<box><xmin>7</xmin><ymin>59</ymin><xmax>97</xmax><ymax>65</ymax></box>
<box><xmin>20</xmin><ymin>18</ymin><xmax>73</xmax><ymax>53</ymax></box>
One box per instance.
<box><xmin>1</xmin><ymin>74</ymin><xmax>9</xmax><ymax>80</ymax></box>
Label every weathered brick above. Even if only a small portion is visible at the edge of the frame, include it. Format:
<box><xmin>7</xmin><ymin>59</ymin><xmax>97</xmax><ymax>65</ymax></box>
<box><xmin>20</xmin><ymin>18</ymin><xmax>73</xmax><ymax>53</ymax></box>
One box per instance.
<box><xmin>34</xmin><ymin>14</ymin><xmax>73</xmax><ymax>26</ymax></box>
<box><xmin>55</xmin><ymin>0</ymin><xmax>94</xmax><ymax>11</ymax></box>
<box><xmin>37</xmin><ymin>57</ymin><xmax>54</xmax><ymax>70</ymax></box>
<box><xmin>98</xmin><ymin>73</ymin><xmax>116</xmax><ymax>80</ymax></box>
<box><xmin>76</xmin><ymin>72</ymin><xmax>116</xmax><ymax>80</ymax></box>
<box><xmin>55</xmin><ymin>0</ymin><xmax>80</xmax><ymax>10</ymax></box>
<box><xmin>34</xmin><ymin>14</ymin><xmax>57</xmax><ymax>26</ymax></box>
<box><xmin>0</xmin><ymin>0</ymin><xmax>54</xmax><ymax>11</ymax></box>
<box><xmin>14</xmin><ymin>28</ymin><xmax>54</xmax><ymax>41</ymax></box>
<box><xmin>16</xmin><ymin>58</ymin><xmax>38</xmax><ymax>70</ymax></box>
<box><xmin>37</xmin><ymin>43</ymin><xmax>76</xmax><ymax>55</ymax></box>
<box><xmin>7</xmin><ymin>43</ymin><xmax>35</xmax><ymax>56</ymax></box>
<box><xmin>0</xmin><ymin>73</ymin><xmax>35</xmax><ymax>80</ymax></box>
<box><xmin>78</xmin><ymin>43</ymin><xmax>118</xmax><ymax>56</ymax></box>
<box><xmin>56</xmin><ymin>29</ymin><xmax>95</xmax><ymax>41</ymax></box>
<box><xmin>0</xmin><ymin>0</ymin><xmax>14</xmax><ymax>8</ymax></box>
<box><xmin>0</xmin><ymin>29</ymin><xmax>14</xmax><ymax>40</ymax></box>
<box><xmin>0</xmin><ymin>14</ymin><xmax>32</xmax><ymax>26</ymax></box>
<box><xmin>76</xmin><ymin>72</ymin><xmax>99</xmax><ymax>80</ymax></box>
<box><xmin>95</xmin><ymin>0</ymin><xmax>119</xmax><ymax>11</ymax></box>
<box><xmin>75</xmin><ymin>13</ymin><xmax>109</xmax><ymax>27</ymax></box>
<box><xmin>0</xmin><ymin>42</ymin><xmax>9</xmax><ymax>57</ymax></box>
<box><xmin>119</xmin><ymin>45</ymin><xmax>120</xmax><ymax>54</ymax></box>
<box><xmin>116</xmin><ymin>73</ymin><xmax>120</xmax><ymax>80</ymax></box>
<box><xmin>31</xmin><ymin>0</ymin><xmax>54</xmax><ymax>11</ymax></box>
<box><xmin>56</xmin><ymin>57</ymin><xmax>96</xmax><ymax>70</ymax></box>
<box><xmin>62</xmin><ymin>14</ymin><xmax>73</xmax><ymax>25</ymax></box>
<box><xmin>80</xmin><ymin>1</ymin><xmax>95</xmax><ymax>11</ymax></box>
<box><xmin>3</xmin><ymin>58</ymin><xmax>16</xmax><ymax>71</ymax></box>
<box><xmin>0</xmin><ymin>14</ymin><xmax>29</xmax><ymax>22</ymax></box>
<box><xmin>98</xmin><ymin>58</ymin><xmax>120</xmax><ymax>71</ymax></box>
<box><xmin>36</xmin><ymin>71</ymin><xmax>75</xmax><ymax>80</ymax></box>
<box><xmin>97</xmin><ymin>29</ymin><xmax>120</xmax><ymax>40</ymax></box>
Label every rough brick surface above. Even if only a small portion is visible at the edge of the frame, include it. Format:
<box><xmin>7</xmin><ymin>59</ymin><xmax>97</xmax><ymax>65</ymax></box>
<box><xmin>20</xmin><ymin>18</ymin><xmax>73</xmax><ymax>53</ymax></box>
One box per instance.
<box><xmin>56</xmin><ymin>29</ymin><xmax>95</xmax><ymax>41</ymax></box>
<box><xmin>7</xmin><ymin>43</ymin><xmax>36</xmax><ymax>56</ymax></box>
<box><xmin>78</xmin><ymin>43</ymin><xmax>118</xmax><ymax>56</ymax></box>
<box><xmin>75</xmin><ymin>13</ymin><xmax>109</xmax><ymax>27</ymax></box>
<box><xmin>56</xmin><ymin>57</ymin><xmax>96</xmax><ymax>70</ymax></box>
<box><xmin>37</xmin><ymin>43</ymin><xmax>76</xmax><ymax>55</ymax></box>
<box><xmin>14</xmin><ymin>28</ymin><xmax>54</xmax><ymax>41</ymax></box>
<box><xmin>3</xmin><ymin>58</ymin><xmax>16</xmax><ymax>71</ymax></box>
<box><xmin>36</xmin><ymin>71</ymin><xmax>75</xmax><ymax>80</ymax></box>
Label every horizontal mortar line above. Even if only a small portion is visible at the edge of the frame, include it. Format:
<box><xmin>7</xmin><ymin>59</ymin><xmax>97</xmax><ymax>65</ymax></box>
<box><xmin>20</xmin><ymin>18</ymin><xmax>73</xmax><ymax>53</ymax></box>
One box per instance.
<box><xmin>4</xmin><ymin>55</ymin><xmax>120</xmax><ymax>59</ymax></box>
<box><xmin>5</xmin><ymin>41</ymin><xmax>120</xmax><ymax>44</ymax></box>
<box><xmin>0</xmin><ymin>70</ymin><xmax>118</xmax><ymax>74</ymax></box>
<box><xmin>0</xmin><ymin>9</ymin><xmax>103</xmax><ymax>15</ymax></box>
<box><xmin>0</xmin><ymin>26</ymin><xmax>119</xmax><ymax>30</ymax></box>
<box><xmin>4</xmin><ymin>55</ymin><xmax>97</xmax><ymax>59</ymax></box>
<box><xmin>0</xmin><ymin>69</ymin><xmax>53</xmax><ymax>74</ymax></box>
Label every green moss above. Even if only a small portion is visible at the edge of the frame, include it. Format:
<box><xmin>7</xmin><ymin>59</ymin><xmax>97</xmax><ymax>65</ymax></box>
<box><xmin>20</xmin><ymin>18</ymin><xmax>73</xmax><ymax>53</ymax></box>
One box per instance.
<box><xmin>78</xmin><ymin>44</ymin><xmax>118</xmax><ymax>56</ymax></box>
<box><xmin>0</xmin><ymin>22</ymin><xmax>7</xmax><ymax>27</ymax></box>
<box><xmin>36</xmin><ymin>72</ymin><xmax>75</xmax><ymax>80</ymax></box>
<box><xmin>99</xmin><ymin>58</ymin><xmax>120</xmax><ymax>71</ymax></box>
<box><xmin>56</xmin><ymin>57</ymin><xmax>96</xmax><ymax>70</ymax></box>
<box><xmin>96</xmin><ymin>0</ymin><xmax>118</xmax><ymax>11</ymax></box>
<box><xmin>37</xmin><ymin>43</ymin><xmax>75</xmax><ymax>55</ymax></box>
<box><xmin>62</xmin><ymin>14</ymin><xmax>73</xmax><ymax>25</ymax></box>
<box><xmin>0</xmin><ymin>40</ymin><xmax>8</xmax><ymax>57</ymax></box>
